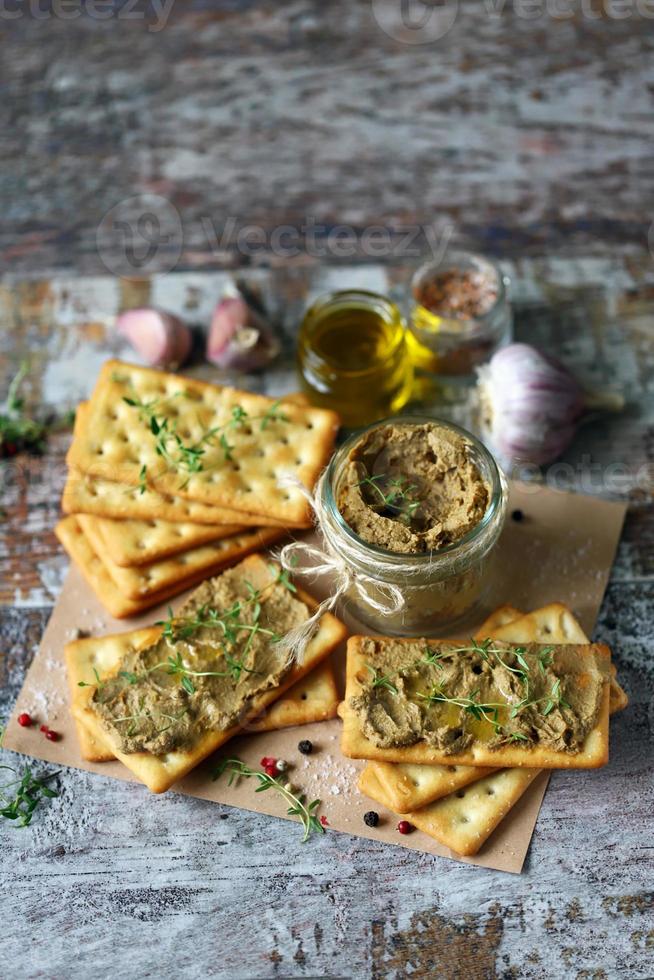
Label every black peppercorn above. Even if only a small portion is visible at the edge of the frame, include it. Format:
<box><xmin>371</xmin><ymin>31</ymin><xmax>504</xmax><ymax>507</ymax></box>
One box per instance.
<box><xmin>511</xmin><ymin>509</ymin><xmax>524</xmax><ymax>522</ymax></box>
<box><xmin>298</xmin><ymin>739</ymin><xmax>313</xmax><ymax>755</ymax></box>
<box><xmin>363</xmin><ymin>810</ymin><xmax>379</xmax><ymax>827</ymax></box>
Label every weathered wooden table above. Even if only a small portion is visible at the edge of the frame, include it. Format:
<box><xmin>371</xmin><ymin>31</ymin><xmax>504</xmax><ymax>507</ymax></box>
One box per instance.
<box><xmin>1</xmin><ymin>6</ymin><xmax>653</xmax><ymax>978</ymax></box>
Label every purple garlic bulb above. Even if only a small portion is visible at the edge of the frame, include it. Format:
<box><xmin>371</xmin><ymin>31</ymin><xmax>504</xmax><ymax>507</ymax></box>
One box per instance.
<box><xmin>477</xmin><ymin>343</ymin><xmax>623</xmax><ymax>466</ymax></box>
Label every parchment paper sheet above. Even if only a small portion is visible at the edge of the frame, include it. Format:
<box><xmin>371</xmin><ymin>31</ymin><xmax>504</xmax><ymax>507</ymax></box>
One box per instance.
<box><xmin>3</xmin><ymin>483</ymin><xmax>627</xmax><ymax>873</ymax></box>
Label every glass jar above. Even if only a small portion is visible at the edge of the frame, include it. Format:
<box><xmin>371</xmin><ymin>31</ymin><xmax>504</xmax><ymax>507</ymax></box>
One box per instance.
<box><xmin>320</xmin><ymin>416</ymin><xmax>508</xmax><ymax>635</ymax></box>
<box><xmin>297</xmin><ymin>289</ymin><xmax>413</xmax><ymax>428</ymax></box>
<box><xmin>407</xmin><ymin>251</ymin><xmax>512</xmax><ymax>380</ymax></box>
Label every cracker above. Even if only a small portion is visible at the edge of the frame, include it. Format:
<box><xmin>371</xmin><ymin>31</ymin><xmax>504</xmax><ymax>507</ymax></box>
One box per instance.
<box><xmin>63</xmin><ymin>404</ymin><xmax>302</xmax><ymax>528</ymax></box>
<box><xmin>66</xmin><ymin>644</ymin><xmax>339</xmax><ymax>761</ymax></box>
<box><xmin>491</xmin><ymin>604</ymin><xmax>628</xmax><ymax>714</ymax></box>
<box><xmin>67</xmin><ymin>361</ymin><xmax>339</xmax><ymax>524</ymax></box>
<box><xmin>245</xmin><ymin>661</ymin><xmax>339</xmax><ymax>733</ymax></box>
<box><xmin>86</xmin><ymin>513</ymin><xmax>246</xmax><ymax>567</ymax></box>
<box><xmin>76</xmin><ymin>514</ymin><xmax>285</xmax><ymax>601</ymax></box>
<box><xmin>360</xmin><ymin>602</ymin><xmax>624</xmax><ymax>813</ymax></box>
<box><xmin>55</xmin><ymin>517</ymin><xmax>207</xmax><ymax>619</ymax></box>
<box><xmin>367</xmin><ymin>761</ymin><xmax>499</xmax><ymax>813</ymax></box>
<box><xmin>68</xmin><ymin>555</ymin><xmax>348</xmax><ymax>792</ymax></box>
<box><xmin>340</xmin><ymin>636</ymin><xmax>611</xmax><ymax>769</ymax></box>
<box><xmin>358</xmin><ymin>766</ymin><xmax>540</xmax><ymax>856</ymax></box>
<box><xmin>477</xmin><ymin>605</ymin><xmax>523</xmax><ymax>634</ymax></box>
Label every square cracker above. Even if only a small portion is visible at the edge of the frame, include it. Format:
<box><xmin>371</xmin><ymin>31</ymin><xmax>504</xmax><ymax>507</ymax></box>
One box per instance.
<box><xmin>55</xmin><ymin>516</ymin><xmax>283</xmax><ymax>618</ymax></box>
<box><xmin>76</xmin><ymin>514</ymin><xmax>286</xmax><ymax>601</ymax></box>
<box><xmin>366</xmin><ymin>602</ymin><xmax>625</xmax><ymax>813</ymax></box>
<box><xmin>68</xmin><ymin>554</ymin><xmax>348</xmax><ymax>792</ymax></box>
<box><xmin>67</xmin><ymin>647</ymin><xmax>339</xmax><ymax>762</ymax></box>
<box><xmin>63</xmin><ymin>403</ymin><xmax>302</xmax><ymax>528</ymax></box>
<box><xmin>86</xmin><ymin>514</ymin><xmax>247</xmax><ymax>567</ymax></box>
<box><xmin>67</xmin><ymin>361</ymin><xmax>339</xmax><ymax>524</ymax></box>
<box><xmin>55</xmin><ymin>516</ymin><xmax>211</xmax><ymax>619</ymax></box>
<box><xmin>341</xmin><ymin>635</ymin><xmax>611</xmax><ymax>769</ymax></box>
<box><xmin>62</xmin><ymin>468</ymin><xmax>291</xmax><ymax>528</ymax></box>
<box><xmin>358</xmin><ymin>766</ymin><xmax>540</xmax><ymax>857</ymax></box>
<box><xmin>245</xmin><ymin>661</ymin><xmax>339</xmax><ymax>733</ymax></box>
<box><xmin>489</xmin><ymin>603</ymin><xmax>628</xmax><ymax>713</ymax></box>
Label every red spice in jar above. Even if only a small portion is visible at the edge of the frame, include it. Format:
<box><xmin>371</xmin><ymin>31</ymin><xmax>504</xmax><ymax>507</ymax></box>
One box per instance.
<box><xmin>415</xmin><ymin>268</ymin><xmax>498</xmax><ymax>320</ymax></box>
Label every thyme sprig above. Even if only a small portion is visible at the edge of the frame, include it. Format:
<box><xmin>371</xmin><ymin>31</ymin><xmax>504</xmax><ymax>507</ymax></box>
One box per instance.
<box><xmin>213</xmin><ymin>758</ymin><xmax>324</xmax><ymax>842</ymax></box>
<box><xmin>357</xmin><ymin>473</ymin><xmax>421</xmax><ymax>525</ymax></box>
<box><xmin>365</xmin><ymin>663</ymin><xmax>399</xmax><ymax>695</ymax></box>
<box><xmin>122</xmin><ymin>389</ymin><xmax>289</xmax><ymax>491</ymax></box>
<box><xmin>1</xmin><ymin>361</ymin><xmax>75</xmax><ymax>457</ymax></box>
<box><xmin>0</xmin><ymin>764</ymin><xmax>59</xmax><ymax>827</ymax></box>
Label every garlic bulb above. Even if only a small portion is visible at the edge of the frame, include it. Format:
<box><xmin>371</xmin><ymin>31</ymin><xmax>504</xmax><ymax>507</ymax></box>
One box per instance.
<box><xmin>116</xmin><ymin>308</ymin><xmax>191</xmax><ymax>369</ymax></box>
<box><xmin>477</xmin><ymin>343</ymin><xmax>624</xmax><ymax>466</ymax></box>
<box><xmin>207</xmin><ymin>289</ymin><xmax>279</xmax><ymax>372</ymax></box>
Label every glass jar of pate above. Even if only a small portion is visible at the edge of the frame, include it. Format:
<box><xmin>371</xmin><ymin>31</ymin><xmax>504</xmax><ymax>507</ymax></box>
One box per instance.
<box><xmin>319</xmin><ymin>416</ymin><xmax>507</xmax><ymax>635</ymax></box>
<box><xmin>407</xmin><ymin>251</ymin><xmax>512</xmax><ymax>380</ymax></box>
<box><xmin>297</xmin><ymin>289</ymin><xmax>413</xmax><ymax>428</ymax></box>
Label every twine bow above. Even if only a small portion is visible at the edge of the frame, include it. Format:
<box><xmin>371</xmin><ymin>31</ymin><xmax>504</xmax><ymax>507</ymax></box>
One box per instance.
<box><xmin>273</xmin><ymin>472</ymin><xmax>406</xmax><ymax>663</ymax></box>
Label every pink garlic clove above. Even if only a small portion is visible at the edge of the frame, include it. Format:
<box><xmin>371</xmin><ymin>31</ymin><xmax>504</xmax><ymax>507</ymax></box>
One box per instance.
<box><xmin>207</xmin><ymin>293</ymin><xmax>280</xmax><ymax>372</ymax></box>
<box><xmin>116</xmin><ymin>308</ymin><xmax>191</xmax><ymax>369</ymax></box>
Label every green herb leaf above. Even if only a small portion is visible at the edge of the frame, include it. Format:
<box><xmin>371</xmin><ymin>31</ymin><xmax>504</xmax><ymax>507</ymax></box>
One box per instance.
<box><xmin>213</xmin><ymin>758</ymin><xmax>325</xmax><ymax>842</ymax></box>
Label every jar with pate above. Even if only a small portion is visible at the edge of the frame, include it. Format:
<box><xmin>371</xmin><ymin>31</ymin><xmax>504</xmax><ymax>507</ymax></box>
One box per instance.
<box><xmin>319</xmin><ymin>416</ymin><xmax>507</xmax><ymax>635</ymax></box>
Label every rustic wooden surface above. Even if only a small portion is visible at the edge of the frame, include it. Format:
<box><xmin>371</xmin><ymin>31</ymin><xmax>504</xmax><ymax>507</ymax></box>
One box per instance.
<box><xmin>1</xmin><ymin>5</ymin><xmax>654</xmax><ymax>979</ymax></box>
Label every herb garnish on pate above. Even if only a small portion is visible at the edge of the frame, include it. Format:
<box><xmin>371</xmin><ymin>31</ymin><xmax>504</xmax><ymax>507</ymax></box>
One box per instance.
<box><xmin>79</xmin><ymin>564</ymin><xmax>308</xmax><ymax>756</ymax></box>
<box><xmin>120</xmin><ymin>383</ymin><xmax>289</xmax><ymax>492</ymax></box>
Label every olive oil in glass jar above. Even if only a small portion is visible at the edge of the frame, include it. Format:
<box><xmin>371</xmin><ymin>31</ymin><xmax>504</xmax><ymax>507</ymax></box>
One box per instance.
<box><xmin>297</xmin><ymin>290</ymin><xmax>413</xmax><ymax>428</ymax></box>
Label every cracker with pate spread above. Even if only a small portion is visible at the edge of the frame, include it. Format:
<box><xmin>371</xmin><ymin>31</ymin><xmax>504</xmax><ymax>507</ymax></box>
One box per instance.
<box><xmin>340</xmin><ymin>634</ymin><xmax>611</xmax><ymax>769</ymax></box>
<box><xmin>68</xmin><ymin>554</ymin><xmax>347</xmax><ymax>792</ymax></box>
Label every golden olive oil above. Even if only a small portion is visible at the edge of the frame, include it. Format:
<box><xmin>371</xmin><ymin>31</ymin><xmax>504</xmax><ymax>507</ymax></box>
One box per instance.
<box><xmin>297</xmin><ymin>290</ymin><xmax>413</xmax><ymax>428</ymax></box>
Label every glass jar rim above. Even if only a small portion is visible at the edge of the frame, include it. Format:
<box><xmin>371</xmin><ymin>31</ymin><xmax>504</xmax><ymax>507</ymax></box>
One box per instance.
<box><xmin>411</xmin><ymin>250</ymin><xmax>509</xmax><ymax>328</ymax></box>
<box><xmin>322</xmin><ymin>415</ymin><xmax>506</xmax><ymax>565</ymax></box>
<box><xmin>300</xmin><ymin>289</ymin><xmax>406</xmax><ymax>380</ymax></box>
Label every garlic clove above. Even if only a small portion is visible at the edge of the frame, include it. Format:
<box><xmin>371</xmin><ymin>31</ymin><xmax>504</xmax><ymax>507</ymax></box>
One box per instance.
<box><xmin>207</xmin><ymin>291</ymin><xmax>280</xmax><ymax>372</ymax></box>
<box><xmin>116</xmin><ymin>308</ymin><xmax>191</xmax><ymax>369</ymax></box>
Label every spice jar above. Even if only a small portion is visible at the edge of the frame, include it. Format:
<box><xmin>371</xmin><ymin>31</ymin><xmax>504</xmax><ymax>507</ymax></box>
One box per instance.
<box><xmin>319</xmin><ymin>416</ymin><xmax>508</xmax><ymax>635</ymax></box>
<box><xmin>407</xmin><ymin>251</ymin><xmax>512</xmax><ymax>379</ymax></box>
<box><xmin>297</xmin><ymin>289</ymin><xmax>413</xmax><ymax>428</ymax></box>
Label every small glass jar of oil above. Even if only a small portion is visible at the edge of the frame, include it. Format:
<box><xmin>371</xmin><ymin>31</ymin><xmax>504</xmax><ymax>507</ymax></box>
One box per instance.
<box><xmin>297</xmin><ymin>289</ymin><xmax>413</xmax><ymax>428</ymax></box>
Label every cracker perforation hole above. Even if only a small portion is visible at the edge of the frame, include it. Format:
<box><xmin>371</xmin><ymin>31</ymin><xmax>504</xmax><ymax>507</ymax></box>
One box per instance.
<box><xmin>455</xmin><ymin>790</ymin><xmax>466</xmax><ymax>798</ymax></box>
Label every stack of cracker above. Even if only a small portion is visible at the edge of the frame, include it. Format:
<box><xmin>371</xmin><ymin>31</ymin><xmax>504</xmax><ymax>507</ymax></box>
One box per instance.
<box><xmin>57</xmin><ymin>360</ymin><xmax>339</xmax><ymax>619</ymax></box>
<box><xmin>348</xmin><ymin>603</ymin><xmax>629</xmax><ymax>857</ymax></box>
<box><xmin>56</xmin><ymin>362</ymin><xmax>344</xmax><ymax>739</ymax></box>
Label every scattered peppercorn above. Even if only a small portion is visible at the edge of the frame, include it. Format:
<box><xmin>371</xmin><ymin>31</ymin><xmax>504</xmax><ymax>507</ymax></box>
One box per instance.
<box><xmin>363</xmin><ymin>811</ymin><xmax>379</xmax><ymax>828</ymax></box>
<box><xmin>17</xmin><ymin>713</ymin><xmax>33</xmax><ymax>728</ymax></box>
<box><xmin>40</xmin><ymin>724</ymin><xmax>49</xmax><ymax>733</ymax></box>
<box><xmin>320</xmin><ymin>815</ymin><xmax>329</xmax><ymax>827</ymax></box>
<box><xmin>275</xmin><ymin>759</ymin><xmax>288</xmax><ymax>773</ymax></box>
<box><xmin>298</xmin><ymin>740</ymin><xmax>313</xmax><ymax>755</ymax></box>
<box><xmin>260</xmin><ymin>756</ymin><xmax>276</xmax><ymax>767</ymax></box>
<box><xmin>397</xmin><ymin>820</ymin><xmax>414</xmax><ymax>835</ymax></box>
<box><xmin>45</xmin><ymin>730</ymin><xmax>60</xmax><ymax>742</ymax></box>
<box><xmin>511</xmin><ymin>509</ymin><xmax>524</xmax><ymax>522</ymax></box>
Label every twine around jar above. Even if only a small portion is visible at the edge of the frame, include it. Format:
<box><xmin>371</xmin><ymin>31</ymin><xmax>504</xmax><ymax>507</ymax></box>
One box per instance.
<box><xmin>274</xmin><ymin>472</ymin><xmax>412</xmax><ymax>663</ymax></box>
